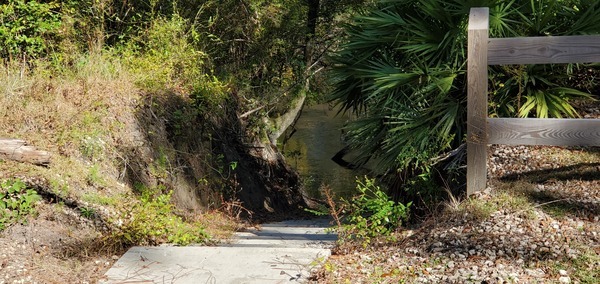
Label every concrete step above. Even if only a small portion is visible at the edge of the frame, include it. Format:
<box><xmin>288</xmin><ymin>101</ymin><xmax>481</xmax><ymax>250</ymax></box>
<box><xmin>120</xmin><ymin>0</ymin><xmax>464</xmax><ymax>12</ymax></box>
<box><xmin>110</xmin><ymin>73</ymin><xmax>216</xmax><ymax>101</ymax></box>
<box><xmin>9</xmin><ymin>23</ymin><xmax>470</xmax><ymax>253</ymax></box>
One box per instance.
<box><xmin>224</xmin><ymin>220</ymin><xmax>337</xmax><ymax>249</ymax></box>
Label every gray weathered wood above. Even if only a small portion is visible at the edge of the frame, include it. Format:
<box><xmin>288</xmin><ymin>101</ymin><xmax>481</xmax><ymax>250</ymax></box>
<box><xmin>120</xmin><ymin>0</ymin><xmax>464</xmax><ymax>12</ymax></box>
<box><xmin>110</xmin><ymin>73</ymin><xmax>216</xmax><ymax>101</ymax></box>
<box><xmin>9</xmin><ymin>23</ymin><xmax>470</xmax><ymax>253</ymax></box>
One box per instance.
<box><xmin>465</xmin><ymin>7</ymin><xmax>600</xmax><ymax>196</ymax></box>
<box><xmin>467</xmin><ymin>7</ymin><xmax>490</xmax><ymax>195</ymax></box>
<box><xmin>488</xmin><ymin>35</ymin><xmax>600</xmax><ymax>65</ymax></box>
<box><xmin>0</xmin><ymin>138</ymin><xmax>51</xmax><ymax>165</ymax></box>
<box><xmin>488</xmin><ymin>118</ymin><xmax>600</xmax><ymax>146</ymax></box>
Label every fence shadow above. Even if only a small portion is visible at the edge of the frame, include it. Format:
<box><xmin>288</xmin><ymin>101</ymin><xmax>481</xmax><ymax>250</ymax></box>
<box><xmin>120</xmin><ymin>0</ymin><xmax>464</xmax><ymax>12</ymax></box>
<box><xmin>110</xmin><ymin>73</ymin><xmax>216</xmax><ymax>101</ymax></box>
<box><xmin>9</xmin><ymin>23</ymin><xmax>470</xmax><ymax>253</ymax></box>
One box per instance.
<box><xmin>499</xmin><ymin>162</ymin><xmax>600</xmax><ymax>183</ymax></box>
<box><xmin>496</xmin><ymin>162</ymin><xmax>600</xmax><ymax>219</ymax></box>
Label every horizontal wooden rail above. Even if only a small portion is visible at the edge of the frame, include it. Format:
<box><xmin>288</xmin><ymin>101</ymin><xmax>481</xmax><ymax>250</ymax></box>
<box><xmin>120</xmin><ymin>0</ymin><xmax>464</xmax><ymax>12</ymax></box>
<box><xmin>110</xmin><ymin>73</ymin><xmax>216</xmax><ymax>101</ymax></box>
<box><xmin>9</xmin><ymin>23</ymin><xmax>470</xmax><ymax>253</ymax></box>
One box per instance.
<box><xmin>488</xmin><ymin>118</ymin><xmax>600</xmax><ymax>146</ymax></box>
<box><xmin>488</xmin><ymin>35</ymin><xmax>600</xmax><ymax>65</ymax></box>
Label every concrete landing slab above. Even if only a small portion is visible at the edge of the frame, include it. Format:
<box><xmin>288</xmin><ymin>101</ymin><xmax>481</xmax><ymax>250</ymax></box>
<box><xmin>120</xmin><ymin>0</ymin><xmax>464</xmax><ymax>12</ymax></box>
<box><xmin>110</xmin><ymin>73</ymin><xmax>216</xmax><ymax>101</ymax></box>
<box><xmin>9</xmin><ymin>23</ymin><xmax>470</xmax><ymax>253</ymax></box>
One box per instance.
<box><xmin>102</xmin><ymin>218</ymin><xmax>337</xmax><ymax>283</ymax></box>
<box><xmin>101</xmin><ymin>246</ymin><xmax>329</xmax><ymax>283</ymax></box>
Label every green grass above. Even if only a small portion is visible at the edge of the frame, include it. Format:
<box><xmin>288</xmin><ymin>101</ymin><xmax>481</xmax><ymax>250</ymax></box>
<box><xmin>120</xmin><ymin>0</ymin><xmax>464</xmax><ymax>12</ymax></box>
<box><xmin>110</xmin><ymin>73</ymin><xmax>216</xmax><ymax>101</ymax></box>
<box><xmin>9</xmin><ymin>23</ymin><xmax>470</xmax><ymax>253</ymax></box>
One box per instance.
<box><xmin>86</xmin><ymin>165</ymin><xmax>106</xmax><ymax>187</ymax></box>
<box><xmin>81</xmin><ymin>192</ymin><xmax>118</xmax><ymax>206</ymax></box>
<box><xmin>541</xmin><ymin>247</ymin><xmax>600</xmax><ymax>284</ymax></box>
<box><xmin>569</xmin><ymin>249</ymin><xmax>600</xmax><ymax>283</ymax></box>
<box><xmin>539</xmin><ymin>147</ymin><xmax>600</xmax><ymax>165</ymax></box>
<box><xmin>451</xmin><ymin>183</ymin><xmax>535</xmax><ymax>223</ymax></box>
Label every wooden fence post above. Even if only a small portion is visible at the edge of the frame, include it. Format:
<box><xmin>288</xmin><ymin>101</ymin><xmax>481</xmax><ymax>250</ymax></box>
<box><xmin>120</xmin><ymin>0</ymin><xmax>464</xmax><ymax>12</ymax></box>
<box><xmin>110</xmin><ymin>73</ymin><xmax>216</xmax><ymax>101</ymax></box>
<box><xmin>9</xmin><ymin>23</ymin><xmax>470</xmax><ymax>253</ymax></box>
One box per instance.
<box><xmin>467</xmin><ymin>8</ymin><xmax>489</xmax><ymax>195</ymax></box>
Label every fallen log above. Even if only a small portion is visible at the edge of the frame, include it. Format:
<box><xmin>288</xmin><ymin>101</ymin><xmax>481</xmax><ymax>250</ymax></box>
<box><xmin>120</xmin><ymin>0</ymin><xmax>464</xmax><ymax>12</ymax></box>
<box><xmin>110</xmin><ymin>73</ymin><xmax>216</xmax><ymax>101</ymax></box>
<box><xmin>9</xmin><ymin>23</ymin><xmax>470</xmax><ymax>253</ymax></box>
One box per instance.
<box><xmin>0</xmin><ymin>138</ymin><xmax>51</xmax><ymax>166</ymax></box>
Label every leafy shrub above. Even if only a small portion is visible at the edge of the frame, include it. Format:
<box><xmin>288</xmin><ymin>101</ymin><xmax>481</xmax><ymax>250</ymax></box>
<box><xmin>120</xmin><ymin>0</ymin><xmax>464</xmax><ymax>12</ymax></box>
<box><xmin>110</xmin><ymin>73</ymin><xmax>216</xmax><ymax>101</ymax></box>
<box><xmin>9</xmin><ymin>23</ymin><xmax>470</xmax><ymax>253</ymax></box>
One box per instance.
<box><xmin>79</xmin><ymin>206</ymin><xmax>96</xmax><ymax>219</ymax></box>
<box><xmin>189</xmin><ymin>75</ymin><xmax>229</xmax><ymax>114</ymax></box>
<box><xmin>342</xmin><ymin>177</ymin><xmax>410</xmax><ymax>244</ymax></box>
<box><xmin>121</xmin><ymin>15</ymin><xmax>208</xmax><ymax>92</ymax></box>
<box><xmin>0</xmin><ymin>0</ymin><xmax>61</xmax><ymax>60</ymax></box>
<box><xmin>0</xmin><ymin>179</ymin><xmax>41</xmax><ymax>230</ymax></box>
<box><xmin>109</xmin><ymin>188</ymin><xmax>209</xmax><ymax>246</ymax></box>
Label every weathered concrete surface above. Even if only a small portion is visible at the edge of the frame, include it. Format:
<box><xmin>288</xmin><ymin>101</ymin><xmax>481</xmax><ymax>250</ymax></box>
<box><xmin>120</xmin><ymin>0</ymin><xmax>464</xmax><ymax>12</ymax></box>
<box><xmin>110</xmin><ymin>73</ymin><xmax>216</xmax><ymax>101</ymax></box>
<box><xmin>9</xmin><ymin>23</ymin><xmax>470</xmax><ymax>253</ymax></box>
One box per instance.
<box><xmin>102</xmin><ymin>218</ymin><xmax>336</xmax><ymax>283</ymax></box>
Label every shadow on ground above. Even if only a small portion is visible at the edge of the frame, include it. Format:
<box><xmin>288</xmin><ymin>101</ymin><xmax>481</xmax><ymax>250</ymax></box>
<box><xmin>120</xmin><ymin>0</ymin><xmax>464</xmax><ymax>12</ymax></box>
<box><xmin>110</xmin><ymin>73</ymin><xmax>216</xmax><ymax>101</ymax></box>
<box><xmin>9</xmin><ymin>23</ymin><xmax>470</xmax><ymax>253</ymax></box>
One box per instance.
<box><xmin>495</xmin><ymin>162</ymin><xmax>600</xmax><ymax>219</ymax></box>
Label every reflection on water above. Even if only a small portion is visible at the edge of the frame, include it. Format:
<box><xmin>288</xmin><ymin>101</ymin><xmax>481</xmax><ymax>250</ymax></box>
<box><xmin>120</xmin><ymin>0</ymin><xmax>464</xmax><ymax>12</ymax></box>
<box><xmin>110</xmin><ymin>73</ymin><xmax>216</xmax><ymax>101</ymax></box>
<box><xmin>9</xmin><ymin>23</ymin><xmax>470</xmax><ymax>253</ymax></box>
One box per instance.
<box><xmin>279</xmin><ymin>104</ymin><xmax>358</xmax><ymax>199</ymax></box>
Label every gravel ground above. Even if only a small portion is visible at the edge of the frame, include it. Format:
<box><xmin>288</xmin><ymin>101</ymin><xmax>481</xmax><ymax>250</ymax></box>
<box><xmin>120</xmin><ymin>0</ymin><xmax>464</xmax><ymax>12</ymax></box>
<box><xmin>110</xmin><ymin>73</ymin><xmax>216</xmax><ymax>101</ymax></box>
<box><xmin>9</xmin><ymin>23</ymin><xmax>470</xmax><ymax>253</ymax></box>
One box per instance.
<box><xmin>0</xmin><ymin>202</ymin><xmax>117</xmax><ymax>284</ymax></box>
<box><xmin>312</xmin><ymin>144</ymin><xmax>600</xmax><ymax>283</ymax></box>
<box><xmin>312</xmin><ymin>143</ymin><xmax>600</xmax><ymax>283</ymax></box>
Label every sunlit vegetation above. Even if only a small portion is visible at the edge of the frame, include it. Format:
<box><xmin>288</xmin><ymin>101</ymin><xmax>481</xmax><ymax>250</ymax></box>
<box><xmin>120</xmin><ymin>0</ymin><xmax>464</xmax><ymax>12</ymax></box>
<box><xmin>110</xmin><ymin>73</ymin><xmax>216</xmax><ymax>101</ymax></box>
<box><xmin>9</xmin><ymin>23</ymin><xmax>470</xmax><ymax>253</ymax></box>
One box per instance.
<box><xmin>329</xmin><ymin>0</ymin><xmax>600</xmax><ymax>203</ymax></box>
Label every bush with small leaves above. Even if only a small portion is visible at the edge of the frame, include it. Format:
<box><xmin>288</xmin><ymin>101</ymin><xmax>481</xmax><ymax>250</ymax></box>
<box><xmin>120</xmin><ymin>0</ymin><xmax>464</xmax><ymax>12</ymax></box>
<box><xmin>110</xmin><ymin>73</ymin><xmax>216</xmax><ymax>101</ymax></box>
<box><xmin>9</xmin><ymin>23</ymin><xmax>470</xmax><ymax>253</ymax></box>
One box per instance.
<box><xmin>341</xmin><ymin>177</ymin><xmax>410</xmax><ymax>244</ymax></box>
<box><xmin>0</xmin><ymin>179</ymin><xmax>41</xmax><ymax>230</ymax></box>
<box><xmin>109</xmin><ymin>187</ymin><xmax>209</xmax><ymax>247</ymax></box>
<box><xmin>0</xmin><ymin>0</ymin><xmax>60</xmax><ymax>60</ymax></box>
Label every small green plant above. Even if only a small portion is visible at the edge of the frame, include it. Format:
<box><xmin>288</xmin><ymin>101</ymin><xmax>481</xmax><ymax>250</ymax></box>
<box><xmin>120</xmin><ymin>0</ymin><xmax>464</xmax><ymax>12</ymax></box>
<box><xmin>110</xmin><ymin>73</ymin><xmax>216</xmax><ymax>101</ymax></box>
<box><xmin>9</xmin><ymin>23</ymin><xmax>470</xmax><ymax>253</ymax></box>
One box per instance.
<box><xmin>86</xmin><ymin>164</ymin><xmax>105</xmax><ymax>187</ymax></box>
<box><xmin>304</xmin><ymin>205</ymin><xmax>329</xmax><ymax>217</ymax></box>
<box><xmin>48</xmin><ymin>177</ymin><xmax>69</xmax><ymax>198</ymax></box>
<box><xmin>189</xmin><ymin>75</ymin><xmax>229</xmax><ymax>114</ymax></box>
<box><xmin>0</xmin><ymin>179</ymin><xmax>41</xmax><ymax>230</ymax></box>
<box><xmin>284</xmin><ymin>149</ymin><xmax>302</xmax><ymax>166</ymax></box>
<box><xmin>80</xmin><ymin>135</ymin><xmax>105</xmax><ymax>161</ymax></box>
<box><xmin>79</xmin><ymin>207</ymin><xmax>95</xmax><ymax>219</ymax></box>
<box><xmin>148</xmin><ymin>147</ymin><xmax>171</xmax><ymax>179</ymax></box>
<box><xmin>341</xmin><ymin>177</ymin><xmax>411</xmax><ymax>244</ymax></box>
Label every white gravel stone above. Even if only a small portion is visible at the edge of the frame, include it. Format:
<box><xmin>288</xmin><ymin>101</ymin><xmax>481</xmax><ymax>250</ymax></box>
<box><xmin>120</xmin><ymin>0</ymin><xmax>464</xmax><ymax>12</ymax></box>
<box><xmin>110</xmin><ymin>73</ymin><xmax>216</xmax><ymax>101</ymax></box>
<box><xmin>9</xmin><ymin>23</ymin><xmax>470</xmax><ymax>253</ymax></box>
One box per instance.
<box><xmin>559</xmin><ymin>276</ymin><xmax>571</xmax><ymax>283</ymax></box>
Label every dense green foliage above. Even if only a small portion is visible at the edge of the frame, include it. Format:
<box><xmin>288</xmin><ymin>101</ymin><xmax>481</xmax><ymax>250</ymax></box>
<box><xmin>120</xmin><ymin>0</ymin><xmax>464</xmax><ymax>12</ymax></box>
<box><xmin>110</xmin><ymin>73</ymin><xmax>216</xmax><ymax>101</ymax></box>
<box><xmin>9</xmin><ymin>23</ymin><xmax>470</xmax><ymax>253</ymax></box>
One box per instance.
<box><xmin>120</xmin><ymin>15</ymin><xmax>215</xmax><ymax>93</ymax></box>
<box><xmin>0</xmin><ymin>0</ymin><xmax>60</xmax><ymax>60</ymax></box>
<box><xmin>329</xmin><ymin>0</ymin><xmax>600</xmax><ymax>182</ymax></box>
<box><xmin>0</xmin><ymin>0</ymin><xmax>374</xmax><ymax>132</ymax></box>
<box><xmin>0</xmin><ymin>179</ymin><xmax>41</xmax><ymax>230</ymax></box>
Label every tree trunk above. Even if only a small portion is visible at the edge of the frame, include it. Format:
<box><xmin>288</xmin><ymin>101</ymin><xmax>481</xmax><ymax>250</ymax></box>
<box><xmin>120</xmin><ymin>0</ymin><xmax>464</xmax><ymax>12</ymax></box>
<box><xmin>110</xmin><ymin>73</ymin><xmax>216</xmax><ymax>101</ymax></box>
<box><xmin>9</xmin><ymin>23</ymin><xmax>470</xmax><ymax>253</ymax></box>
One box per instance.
<box><xmin>305</xmin><ymin>0</ymin><xmax>320</xmax><ymax>65</ymax></box>
<box><xmin>0</xmin><ymin>139</ymin><xmax>51</xmax><ymax>166</ymax></box>
<box><xmin>266</xmin><ymin>94</ymin><xmax>306</xmax><ymax>144</ymax></box>
<box><xmin>213</xmin><ymin>0</ymin><xmax>327</xmax><ymax>216</ymax></box>
<box><xmin>216</xmin><ymin>97</ymin><xmax>308</xmax><ymax>217</ymax></box>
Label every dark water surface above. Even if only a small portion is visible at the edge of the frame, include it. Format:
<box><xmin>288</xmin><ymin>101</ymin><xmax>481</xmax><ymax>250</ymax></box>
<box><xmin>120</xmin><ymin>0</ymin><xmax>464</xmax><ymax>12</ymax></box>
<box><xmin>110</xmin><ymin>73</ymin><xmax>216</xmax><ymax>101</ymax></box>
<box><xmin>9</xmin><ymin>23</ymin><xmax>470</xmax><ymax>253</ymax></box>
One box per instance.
<box><xmin>279</xmin><ymin>104</ymin><xmax>358</xmax><ymax>199</ymax></box>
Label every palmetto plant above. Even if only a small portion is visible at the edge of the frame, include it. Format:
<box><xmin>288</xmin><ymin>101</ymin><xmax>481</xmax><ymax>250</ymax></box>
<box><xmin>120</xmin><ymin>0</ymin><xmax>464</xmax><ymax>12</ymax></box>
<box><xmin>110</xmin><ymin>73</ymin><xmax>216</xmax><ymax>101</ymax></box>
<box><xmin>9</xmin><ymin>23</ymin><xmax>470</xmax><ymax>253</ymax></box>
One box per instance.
<box><xmin>329</xmin><ymin>0</ymin><xmax>600</xmax><ymax>176</ymax></box>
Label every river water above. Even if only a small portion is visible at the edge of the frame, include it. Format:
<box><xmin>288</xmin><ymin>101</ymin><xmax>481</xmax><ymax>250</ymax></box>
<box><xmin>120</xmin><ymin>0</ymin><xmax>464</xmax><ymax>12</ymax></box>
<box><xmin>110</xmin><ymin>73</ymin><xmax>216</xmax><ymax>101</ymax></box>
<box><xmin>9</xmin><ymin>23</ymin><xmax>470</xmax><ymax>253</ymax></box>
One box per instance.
<box><xmin>279</xmin><ymin>103</ymin><xmax>359</xmax><ymax>199</ymax></box>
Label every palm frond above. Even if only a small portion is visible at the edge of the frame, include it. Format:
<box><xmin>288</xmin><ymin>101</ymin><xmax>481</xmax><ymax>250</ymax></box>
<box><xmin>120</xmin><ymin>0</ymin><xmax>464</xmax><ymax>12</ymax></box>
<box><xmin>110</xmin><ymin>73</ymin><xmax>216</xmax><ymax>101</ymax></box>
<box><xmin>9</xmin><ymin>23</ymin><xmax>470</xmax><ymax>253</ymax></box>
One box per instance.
<box><xmin>328</xmin><ymin>0</ymin><xmax>600</xmax><ymax>176</ymax></box>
